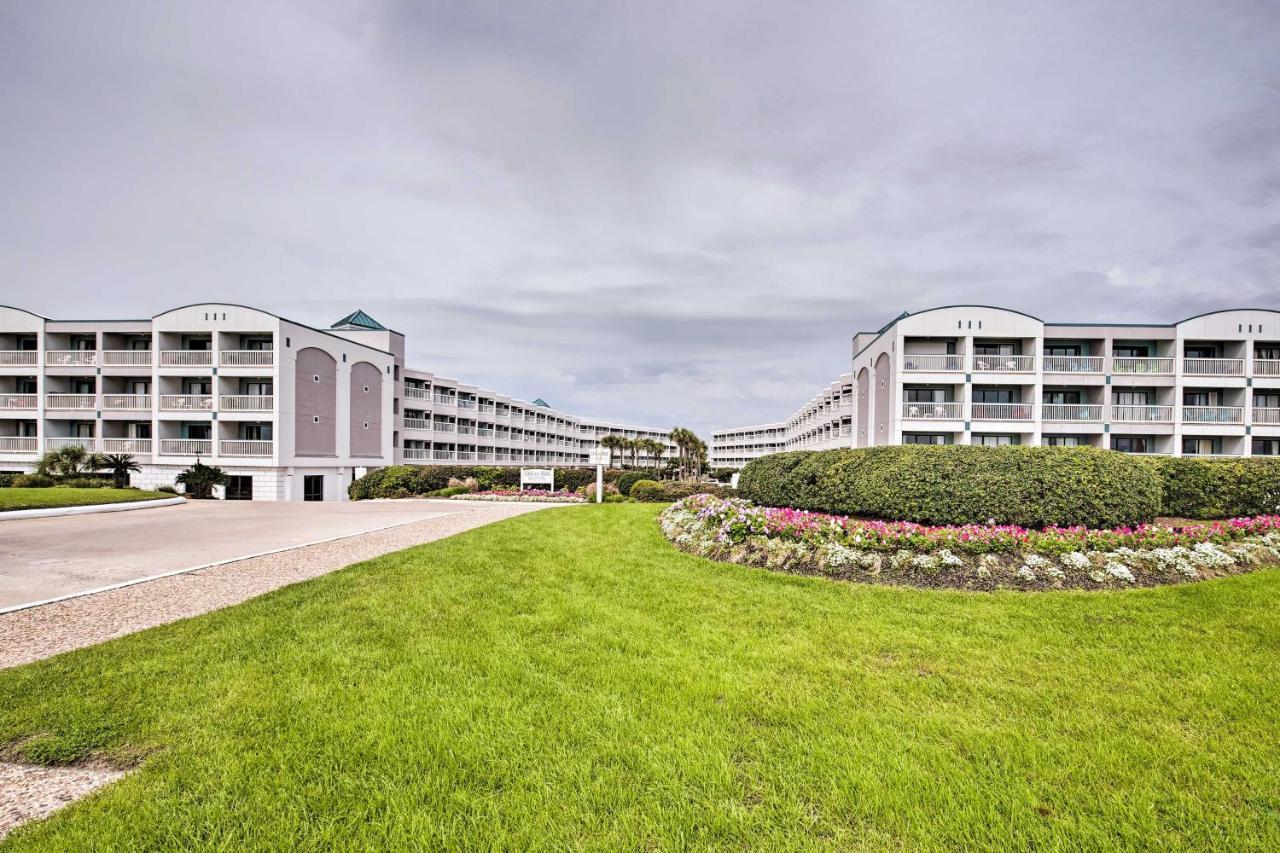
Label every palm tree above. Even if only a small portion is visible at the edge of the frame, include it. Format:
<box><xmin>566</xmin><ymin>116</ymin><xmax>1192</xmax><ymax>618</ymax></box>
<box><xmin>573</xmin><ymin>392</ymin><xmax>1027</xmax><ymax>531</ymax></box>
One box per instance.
<box><xmin>625</xmin><ymin>437</ymin><xmax>640</xmax><ymax>469</ymax></box>
<box><xmin>669</xmin><ymin>427</ymin><xmax>701</xmax><ymax>480</ymax></box>
<box><xmin>176</xmin><ymin>460</ymin><xmax>229</xmax><ymax>499</ymax></box>
<box><xmin>598</xmin><ymin>434</ymin><xmax>625</xmax><ymax>469</ymax></box>
<box><xmin>97</xmin><ymin>453</ymin><xmax>141</xmax><ymax>489</ymax></box>
<box><xmin>641</xmin><ymin>438</ymin><xmax>665</xmax><ymax>471</ymax></box>
<box><xmin>35</xmin><ymin>444</ymin><xmax>97</xmax><ymax>478</ymax></box>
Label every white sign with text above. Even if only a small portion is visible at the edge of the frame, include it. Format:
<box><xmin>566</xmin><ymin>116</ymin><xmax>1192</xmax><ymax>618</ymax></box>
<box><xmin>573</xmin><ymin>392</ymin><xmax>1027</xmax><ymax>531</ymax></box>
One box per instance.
<box><xmin>520</xmin><ymin>468</ymin><xmax>555</xmax><ymax>490</ymax></box>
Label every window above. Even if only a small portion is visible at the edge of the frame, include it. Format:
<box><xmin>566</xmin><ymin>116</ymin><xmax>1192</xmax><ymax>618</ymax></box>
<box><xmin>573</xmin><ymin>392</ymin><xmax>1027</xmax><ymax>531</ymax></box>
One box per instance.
<box><xmin>903</xmin><ymin>433</ymin><xmax>947</xmax><ymax>445</ymax></box>
<box><xmin>128</xmin><ymin>337</ymin><xmax>152</xmax><ymax>351</ymax></box>
<box><xmin>183</xmin><ymin>423</ymin><xmax>211</xmax><ymax>440</ymax></box>
<box><xmin>1256</xmin><ymin>345</ymin><xmax>1280</xmax><ymax>360</ymax></box>
<box><xmin>240</xmin><ymin>423</ymin><xmax>272</xmax><ymax>441</ymax></box>
<box><xmin>1114</xmin><ymin>391</ymin><xmax>1149</xmax><ymax>406</ymax></box>
<box><xmin>243</xmin><ymin>381</ymin><xmax>272</xmax><ymax>396</ymax></box>
<box><xmin>73</xmin><ymin>422</ymin><xmax>94</xmax><ymax>438</ymax></box>
<box><xmin>1255</xmin><ymin>392</ymin><xmax>1280</xmax><ymax>409</ymax></box>
<box><xmin>1182</xmin><ymin>437</ymin><xmax>1218</xmax><ymax>456</ymax></box>
<box><xmin>1043</xmin><ymin>435</ymin><xmax>1081</xmax><ymax>447</ymax></box>
<box><xmin>1253</xmin><ymin>438</ymin><xmax>1280</xmax><ymax>456</ymax></box>
<box><xmin>974</xmin><ymin>342</ymin><xmax>1017</xmax><ymax>356</ymax></box>
<box><xmin>1184</xmin><ymin>345</ymin><xmax>1218</xmax><ymax>359</ymax></box>
<box><xmin>1045</xmin><ymin>344</ymin><xmax>1081</xmax><ymax>356</ymax></box>
<box><xmin>1113</xmin><ymin>345</ymin><xmax>1149</xmax><ymax>358</ymax></box>
<box><xmin>1043</xmin><ymin>390</ymin><xmax>1081</xmax><ymax>404</ymax></box>
<box><xmin>973</xmin><ymin>388</ymin><xmax>1014</xmax><ymax>404</ymax></box>
<box><xmin>1183</xmin><ymin>391</ymin><xmax>1216</xmax><ymax>407</ymax></box>
<box><xmin>71</xmin><ymin>378</ymin><xmax>94</xmax><ymax>394</ymax></box>
<box><xmin>973</xmin><ymin>434</ymin><xmax>1015</xmax><ymax>447</ymax></box>
<box><xmin>1111</xmin><ymin>436</ymin><xmax>1149</xmax><ymax>453</ymax></box>
<box><xmin>131</xmin><ymin>422</ymin><xmax>151</xmax><ymax>439</ymax></box>
<box><xmin>905</xmin><ymin>388</ymin><xmax>947</xmax><ymax>403</ymax></box>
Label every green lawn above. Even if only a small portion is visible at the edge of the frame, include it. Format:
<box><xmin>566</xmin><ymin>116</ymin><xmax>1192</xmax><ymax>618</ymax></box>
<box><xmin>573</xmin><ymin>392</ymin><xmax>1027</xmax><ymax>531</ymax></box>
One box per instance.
<box><xmin>1</xmin><ymin>504</ymin><xmax>1278</xmax><ymax>849</ymax></box>
<box><xmin>0</xmin><ymin>487</ymin><xmax>172</xmax><ymax>512</ymax></box>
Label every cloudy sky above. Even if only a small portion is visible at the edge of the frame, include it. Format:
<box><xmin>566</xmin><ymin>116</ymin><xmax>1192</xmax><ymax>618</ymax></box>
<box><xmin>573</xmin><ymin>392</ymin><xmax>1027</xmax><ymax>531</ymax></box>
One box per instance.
<box><xmin>2</xmin><ymin>2</ymin><xmax>1277</xmax><ymax>434</ymax></box>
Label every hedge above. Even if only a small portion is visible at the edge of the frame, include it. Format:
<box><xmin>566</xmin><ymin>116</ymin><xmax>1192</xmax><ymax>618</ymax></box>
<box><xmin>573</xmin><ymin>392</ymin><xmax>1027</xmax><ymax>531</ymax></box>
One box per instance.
<box><xmin>348</xmin><ymin>466</ymin><xmax>661</xmax><ymax>500</ymax></box>
<box><xmin>1154</xmin><ymin>456</ymin><xmax>1280</xmax><ymax>519</ymax></box>
<box><xmin>630</xmin><ymin>480</ymin><xmax>735</xmax><ymax>503</ymax></box>
<box><xmin>738</xmin><ymin>446</ymin><xmax>1163</xmax><ymax>528</ymax></box>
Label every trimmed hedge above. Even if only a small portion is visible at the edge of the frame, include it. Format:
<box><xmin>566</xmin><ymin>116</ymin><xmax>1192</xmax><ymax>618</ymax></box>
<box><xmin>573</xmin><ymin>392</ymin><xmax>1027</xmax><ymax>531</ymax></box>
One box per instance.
<box><xmin>349</xmin><ymin>466</ymin><xmax>662</xmax><ymax>500</ymax></box>
<box><xmin>630</xmin><ymin>480</ymin><xmax>735</xmax><ymax>503</ymax></box>
<box><xmin>1154</xmin><ymin>456</ymin><xmax>1280</xmax><ymax>519</ymax></box>
<box><xmin>739</xmin><ymin>446</ymin><xmax>1163</xmax><ymax>528</ymax></box>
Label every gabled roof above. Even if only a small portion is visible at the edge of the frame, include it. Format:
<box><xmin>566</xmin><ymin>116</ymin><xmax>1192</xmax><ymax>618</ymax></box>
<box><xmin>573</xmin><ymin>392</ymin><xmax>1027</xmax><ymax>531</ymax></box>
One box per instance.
<box><xmin>531</xmin><ymin>398</ymin><xmax>551</xmax><ymax>408</ymax></box>
<box><xmin>330</xmin><ymin>309</ymin><xmax>386</xmax><ymax>331</ymax></box>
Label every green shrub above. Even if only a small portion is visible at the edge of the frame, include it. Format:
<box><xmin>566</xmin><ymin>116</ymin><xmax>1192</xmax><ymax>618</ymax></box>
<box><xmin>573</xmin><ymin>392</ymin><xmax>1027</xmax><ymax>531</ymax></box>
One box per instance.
<box><xmin>0</xmin><ymin>471</ymin><xmax>20</xmax><ymax>487</ymax></box>
<box><xmin>629</xmin><ymin>480</ymin><xmax>734</xmax><ymax>503</ymax></box>
<box><xmin>739</xmin><ymin>446</ymin><xmax>1162</xmax><ymax>528</ymax></box>
<box><xmin>1155</xmin><ymin>457</ymin><xmax>1280</xmax><ymax>518</ymax></box>
<box><xmin>12</xmin><ymin>473</ymin><xmax>56</xmax><ymax>488</ymax></box>
<box><xmin>628</xmin><ymin>480</ymin><xmax>666</xmax><ymax>502</ymax></box>
<box><xmin>157</xmin><ymin>484</ymin><xmax>178</xmax><ymax>494</ymax></box>
<box><xmin>616</xmin><ymin>472</ymin><xmax>648</xmax><ymax>496</ymax></box>
<box><xmin>348</xmin><ymin>466</ymin><xmax>631</xmax><ymax>500</ymax></box>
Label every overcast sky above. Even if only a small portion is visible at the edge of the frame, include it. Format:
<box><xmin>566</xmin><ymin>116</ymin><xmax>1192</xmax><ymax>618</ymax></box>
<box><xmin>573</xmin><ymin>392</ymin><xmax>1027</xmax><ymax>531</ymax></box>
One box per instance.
<box><xmin>2</xmin><ymin>2</ymin><xmax>1277</xmax><ymax>434</ymax></box>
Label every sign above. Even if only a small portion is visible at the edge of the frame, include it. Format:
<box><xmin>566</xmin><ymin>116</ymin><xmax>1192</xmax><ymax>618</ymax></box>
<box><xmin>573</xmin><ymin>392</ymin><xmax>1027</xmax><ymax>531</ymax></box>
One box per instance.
<box><xmin>520</xmin><ymin>468</ymin><xmax>554</xmax><ymax>491</ymax></box>
<box><xmin>588</xmin><ymin>447</ymin><xmax>611</xmax><ymax>466</ymax></box>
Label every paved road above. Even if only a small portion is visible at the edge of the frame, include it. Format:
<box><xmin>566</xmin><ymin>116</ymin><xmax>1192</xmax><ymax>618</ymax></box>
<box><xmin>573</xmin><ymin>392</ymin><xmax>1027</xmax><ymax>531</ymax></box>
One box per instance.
<box><xmin>0</xmin><ymin>499</ymin><xmax>461</xmax><ymax>609</ymax></box>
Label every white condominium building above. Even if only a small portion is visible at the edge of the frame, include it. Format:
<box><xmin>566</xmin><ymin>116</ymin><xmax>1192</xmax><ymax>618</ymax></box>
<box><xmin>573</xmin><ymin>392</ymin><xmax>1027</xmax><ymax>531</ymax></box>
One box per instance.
<box><xmin>0</xmin><ymin>304</ymin><xmax>676</xmax><ymax>500</ymax></box>
<box><xmin>711</xmin><ymin>306</ymin><xmax>1280</xmax><ymax>468</ymax></box>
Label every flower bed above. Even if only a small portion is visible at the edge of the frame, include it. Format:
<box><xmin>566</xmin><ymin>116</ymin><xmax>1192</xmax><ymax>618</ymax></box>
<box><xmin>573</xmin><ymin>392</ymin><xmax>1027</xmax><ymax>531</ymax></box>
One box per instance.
<box><xmin>660</xmin><ymin>494</ymin><xmax>1280</xmax><ymax>591</ymax></box>
<box><xmin>450</xmin><ymin>489</ymin><xmax>586</xmax><ymax>504</ymax></box>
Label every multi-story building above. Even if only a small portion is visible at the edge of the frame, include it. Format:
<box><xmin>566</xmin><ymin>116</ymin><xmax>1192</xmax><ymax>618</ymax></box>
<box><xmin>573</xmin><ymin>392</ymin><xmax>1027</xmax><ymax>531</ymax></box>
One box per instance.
<box><xmin>0</xmin><ymin>304</ymin><xmax>676</xmax><ymax>500</ymax></box>
<box><xmin>711</xmin><ymin>306</ymin><xmax>1280</xmax><ymax>467</ymax></box>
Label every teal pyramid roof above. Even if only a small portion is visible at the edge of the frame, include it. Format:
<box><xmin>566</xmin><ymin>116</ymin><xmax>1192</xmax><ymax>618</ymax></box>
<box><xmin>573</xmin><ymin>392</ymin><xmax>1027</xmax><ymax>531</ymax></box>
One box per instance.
<box><xmin>331</xmin><ymin>309</ymin><xmax>386</xmax><ymax>331</ymax></box>
<box><xmin>531</xmin><ymin>398</ymin><xmax>551</xmax><ymax>408</ymax></box>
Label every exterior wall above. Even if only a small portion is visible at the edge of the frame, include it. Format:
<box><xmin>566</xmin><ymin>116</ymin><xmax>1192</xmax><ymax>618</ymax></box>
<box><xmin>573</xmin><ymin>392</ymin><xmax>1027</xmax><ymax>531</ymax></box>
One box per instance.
<box><xmin>348</xmin><ymin>361</ymin><xmax>383</xmax><ymax>458</ymax></box>
<box><xmin>294</xmin><ymin>347</ymin><xmax>338</xmax><ymax>457</ymax></box>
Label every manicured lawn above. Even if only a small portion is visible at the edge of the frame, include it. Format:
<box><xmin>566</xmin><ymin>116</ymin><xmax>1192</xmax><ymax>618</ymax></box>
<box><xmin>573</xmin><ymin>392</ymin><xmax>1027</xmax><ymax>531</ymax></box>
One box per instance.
<box><xmin>1</xmin><ymin>504</ymin><xmax>1278</xmax><ymax>849</ymax></box>
<box><xmin>0</xmin><ymin>488</ymin><xmax>172</xmax><ymax>512</ymax></box>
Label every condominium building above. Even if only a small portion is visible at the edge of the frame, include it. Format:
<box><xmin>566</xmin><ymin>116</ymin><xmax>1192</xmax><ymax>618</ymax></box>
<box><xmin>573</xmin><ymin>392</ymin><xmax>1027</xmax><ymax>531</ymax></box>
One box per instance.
<box><xmin>711</xmin><ymin>306</ymin><xmax>1280</xmax><ymax>467</ymax></box>
<box><xmin>0</xmin><ymin>304</ymin><xmax>676</xmax><ymax>500</ymax></box>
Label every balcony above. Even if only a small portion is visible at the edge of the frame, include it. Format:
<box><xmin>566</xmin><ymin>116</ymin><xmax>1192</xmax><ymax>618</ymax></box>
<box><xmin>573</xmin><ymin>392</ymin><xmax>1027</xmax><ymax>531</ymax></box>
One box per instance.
<box><xmin>1182</xmin><ymin>406</ymin><xmax>1244</xmax><ymax>425</ymax></box>
<box><xmin>102</xmin><ymin>438</ymin><xmax>152</xmax><ymax>454</ymax></box>
<box><xmin>1254</xmin><ymin>408</ymin><xmax>1280</xmax><ymax>425</ymax></box>
<box><xmin>160</xmin><ymin>395</ymin><xmax>214</xmax><ymax>412</ymax></box>
<box><xmin>403</xmin><ymin>447</ymin><xmax>430</xmax><ymax>460</ymax></box>
<box><xmin>46</xmin><ymin>393</ymin><xmax>96</xmax><ymax>410</ymax></box>
<box><xmin>902</xmin><ymin>354</ymin><xmax>964</xmax><ymax>372</ymax></box>
<box><xmin>220</xmin><ymin>395</ymin><xmax>274</xmax><ymax>412</ymax></box>
<box><xmin>220</xmin><ymin>350</ymin><xmax>274</xmax><ymax>367</ymax></box>
<box><xmin>0</xmin><ymin>351</ymin><xmax>38</xmax><ymax>367</ymax></box>
<box><xmin>159</xmin><ymin>439</ymin><xmax>212</xmax><ymax>455</ymax></box>
<box><xmin>45</xmin><ymin>350</ymin><xmax>97</xmax><ymax>367</ymax></box>
<box><xmin>0</xmin><ymin>437</ymin><xmax>38</xmax><ymax>453</ymax></box>
<box><xmin>477</xmin><ymin>427</ymin><xmax>495</xmax><ymax>437</ymax></box>
<box><xmin>403</xmin><ymin>386</ymin><xmax>429</xmax><ymax>401</ymax></box>
<box><xmin>432</xmin><ymin>450</ymin><xmax>456</xmax><ymax>460</ymax></box>
<box><xmin>103</xmin><ymin>394</ymin><xmax>151</xmax><ymax>411</ymax></box>
<box><xmin>0</xmin><ymin>394</ymin><xmax>37</xmax><ymax>410</ymax></box>
<box><xmin>404</xmin><ymin>418</ymin><xmax>432</xmax><ymax>431</ymax></box>
<box><xmin>220</xmin><ymin>440</ymin><xmax>273</xmax><ymax>457</ymax></box>
<box><xmin>902</xmin><ymin>402</ymin><xmax>962</xmax><ymax>419</ymax></box>
<box><xmin>1256</xmin><ymin>360</ymin><xmax>1280</xmax><ymax>377</ymax></box>
<box><xmin>159</xmin><ymin>350</ymin><xmax>213</xmax><ymax>368</ymax></box>
<box><xmin>1042</xmin><ymin>404</ymin><xmax>1103</xmax><ymax>422</ymax></box>
<box><xmin>433</xmin><ymin>394</ymin><xmax>456</xmax><ymax>406</ymax></box>
<box><xmin>1110</xmin><ymin>405</ymin><xmax>1173</xmax><ymax>423</ymax></box>
<box><xmin>1042</xmin><ymin>356</ymin><xmax>1104</xmax><ymax>373</ymax></box>
<box><xmin>102</xmin><ymin>350</ymin><xmax>153</xmax><ymax>367</ymax></box>
<box><xmin>1183</xmin><ymin>358</ymin><xmax>1244</xmax><ymax>377</ymax></box>
<box><xmin>971</xmin><ymin>403</ymin><xmax>1035</xmax><ymax>421</ymax></box>
<box><xmin>478</xmin><ymin>404</ymin><xmax>495</xmax><ymax>415</ymax></box>
<box><xmin>457</xmin><ymin>399</ymin><xmax>476</xmax><ymax>410</ymax></box>
<box><xmin>972</xmin><ymin>355</ymin><xmax>1035</xmax><ymax>373</ymax></box>
<box><xmin>457</xmin><ymin>425</ymin><xmax>474</xmax><ymax>435</ymax></box>
<box><xmin>433</xmin><ymin>422</ymin><xmax>456</xmax><ymax>433</ymax></box>
<box><xmin>45</xmin><ymin>437</ymin><xmax>96</xmax><ymax>451</ymax></box>
<box><xmin>1112</xmin><ymin>358</ymin><xmax>1174</xmax><ymax>375</ymax></box>
<box><xmin>457</xmin><ymin>451</ymin><xmax>476</xmax><ymax>461</ymax></box>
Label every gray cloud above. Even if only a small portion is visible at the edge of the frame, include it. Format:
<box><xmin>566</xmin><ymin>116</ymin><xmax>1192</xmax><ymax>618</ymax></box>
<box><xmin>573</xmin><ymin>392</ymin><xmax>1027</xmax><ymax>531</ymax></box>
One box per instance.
<box><xmin>1</xmin><ymin>0</ymin><xmax>1278</xmax><ymax>434</ymax></box>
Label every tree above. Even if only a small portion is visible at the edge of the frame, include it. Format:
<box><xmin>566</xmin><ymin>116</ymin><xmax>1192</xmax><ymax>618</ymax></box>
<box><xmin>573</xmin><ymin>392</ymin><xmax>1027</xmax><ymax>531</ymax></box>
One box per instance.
<box><xmin>598</xmin><ymin>434</ymin><xmax>625</xmax><ymax>469</ymax></box>
<box><xmin>97</xmin><ymin>453</ymin><xmax>141</xmax><ymax>489</ymax></box>
<box><xmin>641</xmin><ymin>438</ymin><xmax>665</xmax><ymax>470</ymax></box>
<box><xmin>176</xmin><ymin>460</ymin><xmax>229</xmax><ymax>499</ymax></box>
<box><xmin>625</xmin><ymin>437</ymin><xmax>640</xmax><ymax>469</ymax></box>
<box><xmin>669</xmin><ymin>427</ymin><xmax>704</xmax><ymax>480</ymax></box>
<box><xmin>35</xmin><ymin>444</ymin><xmax>98</xmax><ymax>478</ymax></box>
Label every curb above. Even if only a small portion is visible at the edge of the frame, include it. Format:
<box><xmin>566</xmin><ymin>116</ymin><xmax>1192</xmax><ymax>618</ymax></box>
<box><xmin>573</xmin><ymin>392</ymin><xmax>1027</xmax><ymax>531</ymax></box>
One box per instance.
<box><xmin>0</xmin><ymin>497</ymin><xmax>186</xmax><ymax>522</ymax></box>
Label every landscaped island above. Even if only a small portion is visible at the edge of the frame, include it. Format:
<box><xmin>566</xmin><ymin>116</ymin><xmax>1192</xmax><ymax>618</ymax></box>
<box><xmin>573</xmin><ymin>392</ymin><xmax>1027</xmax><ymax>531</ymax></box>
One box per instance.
<box><xmin>0</xmin><ymin>487</ymin><xmax>172</xmax><ymax>513</ymax></box>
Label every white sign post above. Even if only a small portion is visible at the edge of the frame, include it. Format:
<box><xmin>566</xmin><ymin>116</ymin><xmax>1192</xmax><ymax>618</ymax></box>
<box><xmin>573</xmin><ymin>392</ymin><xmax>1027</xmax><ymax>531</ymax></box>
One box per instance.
<box><xmin>588</xmin><ymin>448</ymin><xmax>611</xmax><ymax>504</ymax></box>
<box><xmin>520</xmin><ymin>468</ymin><xmax>555</xmax><ymax>492</ymax></box>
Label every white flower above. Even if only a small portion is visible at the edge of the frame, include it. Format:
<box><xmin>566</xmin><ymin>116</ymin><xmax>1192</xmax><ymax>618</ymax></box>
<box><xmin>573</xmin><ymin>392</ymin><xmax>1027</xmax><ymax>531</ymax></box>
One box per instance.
<box><xmin>936</xmin><ymin>549</ymin><xmax>964</xmax><ymax>568</ymax></box>
<box><xmin>1105</xmin><ymin>562</ymin><xmax>1135</xmax><ymax>583</ymax></box>
<box><xmin>1015</xmin><ymin>564</ymin><xmax>1037</xmax><ymax>582</ymax></box>
<box><xmin>1060</xmin><ymin>551</ymin><xmax>1091</xmax><ymax>571</ymax></box>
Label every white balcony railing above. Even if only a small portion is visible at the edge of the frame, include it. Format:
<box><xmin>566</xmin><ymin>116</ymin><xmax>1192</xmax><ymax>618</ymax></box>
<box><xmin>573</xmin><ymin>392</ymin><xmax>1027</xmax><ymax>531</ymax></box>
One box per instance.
<box><xmin>456</xmin><ymin>451</ymin><xmax>476</xmax><ymax>461</ymax></box>
<box><xmin>159</xmin><ymin>350</ymin><xmax>213</xmax><ymax>367</ymax></box>
<box><xmin>404</xmin><ymin>386</ymin><xmax>429</xmax><ymax>400</ymax></box>
<box><xmin>102</xmin><ymin>394</ymin><xmax>151</xmax><ymax>411</ymax></box>
<box><xmin>457</xmin><ymin>399</ymin><xmax>476</xmax><ymax>409</ymax></box>
<box><xmin>0</xmin><ymin>351</ymin><xmax>39</xmax><ymax>367</ymax></box>
<box><xmin>1042</xmin><ymin>356</ymin><xmax>1104</xmax><ymax>373</ymax></box>
<box><xmin>434</xmin><ymin>423</ymin><xmax>456</xmax><ymax>433</ymax></box>
<box><xmin>0</xmin><ymin>393</ymin><xmax>37</xmax><ymax>410</ymax></box>
<box><xmin>102</xmin><ymin>350</ymin><xmax>153</xmax><ymax>367</ymax></box>
<box><xmin>220</xmin><ymin>395</ymin><xmax>274</xmax><ymax>411</ymax></box>
<box><xmin>1183</xmin><ymin>358</ymin><xmax>1244</xmax><ymax>377</ymax></box>
<box><xmin>1254</xmin><ymin>407</ymin><xmax>1280</xmax><ymax>425</ymax></box>
<box><xmin>45</xmin><ymin>437</ymin><xmax>96</xmax><ymax>451</ymax></box>
<box><xmin>0</xmin><ymin>436</ymin><xmax>39</xmax><ymax>453</ymax></box>
<box><xmin>1042</xmin><ymin>404</ymin><xmax>1103</xmax><ymax>422</ymax></box>
<box><xmin>1112</xmin><ymin>357</ymin><xmax>1174</xmax><ymax>375</ymax></box>
<box><xmin>972</xmin><ymin>354</ymin><xmax>1035</xmax><ymax>373</ymax></box>
<box><xmin>901</xmin><ymin>354</ymin><xmax>964</xmax><ymax>372</ymax></box>
<box><xmin>102</xmin><ymin>438</ymin><xmax>152</xmax><ymax>454</ymax></box>
<box><xmin>220</xmin><ymin>350</ymin><xmax>274</xmax><ymax>367</ymax></box>
<box><xmin>45</xmin><ymin>393</ymin><xmax>96</xmax><ymax>410</ymax></box>
<box><xmin>902</xmin><ymin>401</ymin><xmax>962</xmax><ymax>419</ymax></box>
<box><xmin>477</xmin><ymin>427</ymin><xmax>495</xmax><ymax>437</ymax></box>
<box><xmin>457</xmin><ymin>425</ymin><xmax>474</xmax><ymax>435</ymax></box>
<box><xmin>433</xmin><ymin>395</ymin><xmax>456</xmax><ymax>406</ymax></box>
<box><xmin>220</xmin><ymin>440</ymin><xmax>273</xmax><ymax>457</ymax></box>
<box><xmin>45</xmin><ymin>350</ymin><xmax>97</xmax><ymax>367</ymax></box>
<box><xmin>478</xmin><ymin>405</ymin><xmax>495</xmax><ymax>415</ymax></box>
<box><xmin>404</xmin><ymin>418</ymin><xmax>432</xmax><ymax>431</ymax></box>
<box><xmin>1182</xmin><ymin>406</ymin><xmax>1244</xmax><ymax>424</ymax></box>
<box><xmin>1110</xmin><ymin>405</ymin><xmax>1173</xmax><ymax>423</ymax></box>
<box><xmin>432</xmin><ymin>450</ymin><xmax>456</xmax><ymax>460</ymax></box>
<box><xmin>971</xmin><ymin>403</ymin><xmax>1035</xmax><ymax>420</ymax></box>
<box><xmin>402</xmin><ymin>447</ymin><xmax>430</xmax><ymax>460</ymax></box>
<box><xmin>1256</xmin><ymin>360</ymin><xmax>1280</xmax><ymax>377</ymax></box>
<box><xmin>159</xmin><ymin>438</ymin><xmax>212</xmax><ymax>455</ymax></box>
<box><xmin>160</xmin><ymin>394</ymin><xmax>214</xmax><ymax>411</ymax></box>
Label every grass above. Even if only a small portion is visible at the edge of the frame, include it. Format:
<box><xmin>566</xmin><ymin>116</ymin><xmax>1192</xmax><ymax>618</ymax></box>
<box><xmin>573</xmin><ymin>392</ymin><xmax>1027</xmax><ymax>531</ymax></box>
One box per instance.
<box><xmin>1</xmin><ymin>504</ymin><xmax>1278</xmax><ymax>849</ymax></box>
<box><xmin>0</xmin><ymin>487</ymin><xmax>172</xmax><ymax>512</ymax></box>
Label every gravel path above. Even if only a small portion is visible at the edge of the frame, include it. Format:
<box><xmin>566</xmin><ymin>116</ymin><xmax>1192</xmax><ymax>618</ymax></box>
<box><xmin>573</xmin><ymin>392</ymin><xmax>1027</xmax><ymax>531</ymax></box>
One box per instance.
<box><xmin>0</xmin><ymin>763</ymin><xmax>126</xmax><ymax>841</ymax></box>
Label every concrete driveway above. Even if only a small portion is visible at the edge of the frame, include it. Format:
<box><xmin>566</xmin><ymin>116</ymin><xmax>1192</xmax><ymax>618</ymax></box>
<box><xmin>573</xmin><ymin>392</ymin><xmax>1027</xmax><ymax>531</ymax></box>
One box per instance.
<box><xmin>0</xmin><ymin>499</ymin><xmax>465</xmax><ymax>610</ymax></box>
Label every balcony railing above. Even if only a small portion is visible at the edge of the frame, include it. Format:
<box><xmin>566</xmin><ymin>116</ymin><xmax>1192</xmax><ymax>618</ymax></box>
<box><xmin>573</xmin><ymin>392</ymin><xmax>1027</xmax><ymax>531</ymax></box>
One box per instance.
<box><xmin>456</xmin><ymin>451</ymin><xmax>476</xmax><ymax>461</ymax></box>
<box><xmin>102</xmin><ymin>350</ymin><xmax>153</xmax><ymax>367</ymax></box>
<box><xmin>403</xmin><ymin>386</ymin><xmax>429</xmax><ymax>400</ymax></box>
<box><xmin>159</xmin><ymin>438</ymin><xmax>212</xmax><ymax>455</ymax></box>
<box><xmin>45</xmin><ymin>350</ymin><xmax>97</xmax><ymax>367</ymax></box>
<box><xmin>1042</xmin><ymin>404</ymin><xmax>1103</xmax><ymax>422</ymax></box>
<box><xmin>45</xmin><ymin>393</ymin><xmax>96</xmax><ymax>410</ymax></box>
<box><xmin>477</xmin><ymin>427</ymin><xmax>495</xmax><ymax>437</ymax></box>
<box><xmin>972</xmin><ymin>354</ymin><xmax>1035</xmax><ymax>373</ymax></box>
<box><xmin>1042</xmin><ymin>355</ymin><xmax>1104</xmax><ymax>373</ymax></box>
<box><xmin>404</xmin><ymin>418</ymin><xmax>432</xmax><ymax>430</ymax></box>
<box><xmin>1256</xmin><ymin>360</ymin><xmax>1280</xmax><ymax>377</ymax></box>
<box><xmin>402</xmin><ymin>447</ymin><xmax>430</xmax><ymax>460</ymax></box>
<box><xmin>0</xmin><ymin>393</ymin><xmax>37</xmax><ymax>410</ymax></box>
<box><xmin>220</xmin><ymin>440</ymin><xmax>273</xmax><ymax>457</ymax></box>
<box><xmin>457</xmin><ymin>425</ymin><xmax>474</xmax><ymax>435</ymax></box>
<box><xmin>1110</xmin><ymin>405</ymin><xmax>1173</xmax><ymax>423</ymax></box>
<box><xmin>1112</xmin><ymin>357</ymin><xmax>1174</xmax><ymax>375</ymax></box>
<box><xmin>102</xmin><ymin>438</ymin><xmax>152</xmax><ymax>454</ymax></box>
<box><xmin>160</xmin><ymin>394</ymin><xmax>214</xmax><ymax>411</ymax></box>
<box><xmin>433</xmin><ymin>422</ymin><xmax>456</xmax><ymax>433</ymax></box>
<box><xmin>433</xmin><ymin>394</ymin><xmax>456</xmax><ymax>406</ymax></box>
<box><xmin>432</xmin><ymin>450</ymin><xmax>456</xmax><ymax>460</ymax></box>
<box><xmin>220</xmin><ymin>395</ymin><xmax>274</xmax><ymax>411</ymax></box>
<box><xmin>478</xmin><ymin>404</ymin><xmax>495</xmax><ymax>415</ymax></box>
<box><xmin>901</xmin><ymin>354</ymin><xmax>964</xmax><ymax>372</ymax></box>
<box><xmin>0</xmin><ymin>351</ymin><xmax>38</xmax><ymax>367</ymax></box>
<box><xmin>1254</xmin><ymin>407</ymin><xmax>1280</xmax><ymax>425</ymax></box>
<box><xmin>45</xmin><ymin>437</ymin><xmax>96</xmax><ymax>451</ymax></box>
<box><xmin>1183</xmin><ymin>358</ymin><xmax>1244</xmax><ymax>377</ymax></box>
<box><xmin>971</xmin><ymin>403</ymin><xmax>1034</xmax><ymax>420</ymax></box>
<box><xmin>0</xmin><ymin>436</ymin><xmax>39</xmax><ymax>453</ymax></box>
<box><xmin>1182</xmin><ymin>406</ymin><xmax>1244</xmax><ymax>424</ymax></box>
<box><xmin>159</xmin><ymin>350</ymin><xmax>213</xmax><ymax>367</ymax></box>
<box><xmin>220</xmin><ymin>350</ymin><xmax>274</xmax><ymax>367</ymax></box>
<box><xmin>902</xmin><ymin>401</ymin><xmax>962</xmax><ymax>419</ymax></box>
<box><xmin>457</xmin><ymin>399</ymin><xmax>476</xmax><ymax>409</ymax></box>
<box><xmin>103</xmin><ymin>394</ymin><xmax>151</xmax><ymax>411</ymax></box>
